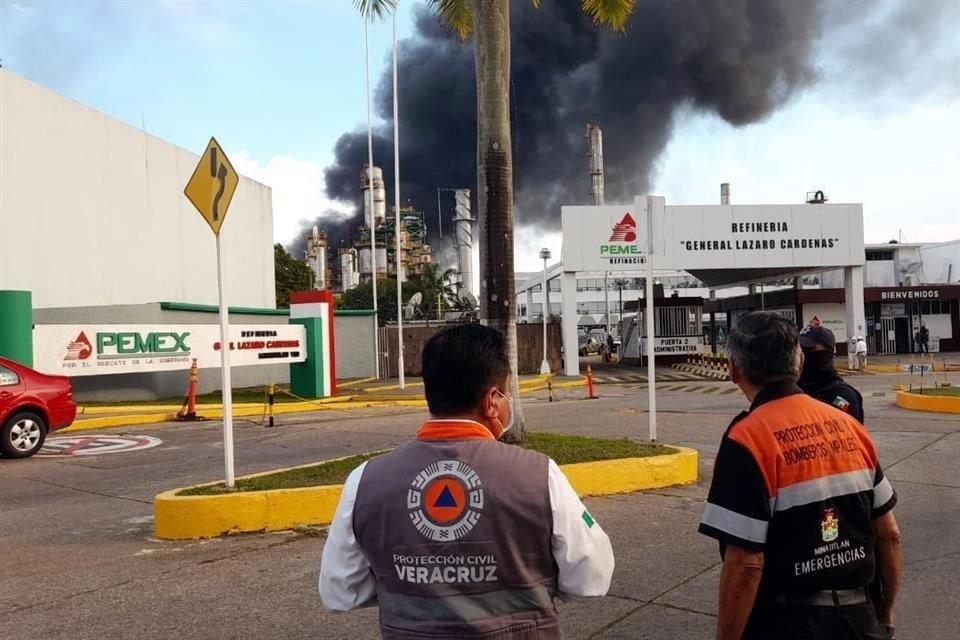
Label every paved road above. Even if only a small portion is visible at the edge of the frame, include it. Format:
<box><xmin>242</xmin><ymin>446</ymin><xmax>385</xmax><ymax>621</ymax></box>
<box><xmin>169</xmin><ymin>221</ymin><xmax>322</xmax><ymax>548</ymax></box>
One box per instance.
<box><xmin>2</xmin><ymin>373</ymin><xmax>957</xmax><ymax>639</ymax></box>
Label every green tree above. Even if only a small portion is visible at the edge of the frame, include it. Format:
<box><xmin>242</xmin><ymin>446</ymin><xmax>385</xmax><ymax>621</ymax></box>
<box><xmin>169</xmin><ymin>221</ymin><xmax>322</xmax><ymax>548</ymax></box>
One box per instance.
<box><xmin>340</xmin><ymin>278</ymin><xmax>423</xmax><ymax>326</ymax></box>
<box><xmin>411</xmin><ymin>263</ymin><xmax>460</xmax><ymax>321</ymax></box>
<box><xmin>356</xmin><ymin>0</ymin><xmax>635</xmax><ymax>441</ymax></box>
<box><xmin>274</xmin><ymin>244</ymin><xmax>312</xmax><ymax>308</ymax></box>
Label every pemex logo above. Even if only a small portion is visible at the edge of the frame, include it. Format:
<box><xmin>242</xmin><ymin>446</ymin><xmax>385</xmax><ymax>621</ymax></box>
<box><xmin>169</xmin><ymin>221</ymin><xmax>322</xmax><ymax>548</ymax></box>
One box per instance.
<box><xmin>64</xmin><ymin>332</ymin><xmax>93</xmax><ymax>361</ymax></box>
<box><xmin>609</xmin><ymin>213</ymin><xmax>637</xmax><ymax>242</ymax></box>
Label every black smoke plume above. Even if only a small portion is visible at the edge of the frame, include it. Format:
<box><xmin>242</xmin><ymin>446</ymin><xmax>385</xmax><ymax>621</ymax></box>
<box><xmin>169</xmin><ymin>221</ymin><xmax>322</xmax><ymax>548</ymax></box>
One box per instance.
<box><xmin>306</xmin><ymin>0</ymin><xmax>960</xmax><ymax>260</ymax></box>
<box><xmin>302</xmin><ymin>0</ymin><xmax>957</xmax><ymax>261</ymax></box>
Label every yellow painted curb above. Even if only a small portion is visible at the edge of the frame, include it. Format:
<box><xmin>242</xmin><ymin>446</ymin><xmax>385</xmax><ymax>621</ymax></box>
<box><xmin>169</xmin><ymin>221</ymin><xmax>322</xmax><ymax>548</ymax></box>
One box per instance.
<box><xmin>364</xmin><ymin>380</ymin><xmax>426</xmax><ymax>392</ymax></box>
<box><xmin>336</xmin><ymin>376</ymin><xmax>377</xmax><ymax>389</ymax></box>
<box><xmin>64</xmin><ymin>413</ymin><xmax>180</xmax><ymax>432</ymax></box>
<box><xmin>153</xmin><ymin>446</ymin><xmax>698</xmax><ymax>540</ymax></box>
<box><xmin>895</xmin><ymin>390</ymin><xmax>960</xmax><ymax>414</ymax></box>
<box><xmin>79</xmin><ymin>402</ymin><xmax>265</xmax><ymax>415</ymax></box>
<box><xmin>560</xmin><ymin>447</ymin><xmax>698</xmax><ymax>497</ymax></box>
<box><xmin>68</xmin><ymin>377</ymin><xmax>568</xmax><ymax>433</ymax></box>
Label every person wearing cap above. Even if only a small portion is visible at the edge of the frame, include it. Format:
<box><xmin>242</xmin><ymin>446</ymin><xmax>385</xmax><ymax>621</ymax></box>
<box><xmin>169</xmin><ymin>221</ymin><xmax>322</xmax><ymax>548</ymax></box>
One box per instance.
<box><xmin>799</xmin><ymin>325</ymin><xmax>864</xmax><ymax>424</ymax></box>
<box><xmin>700</xmin><ymin>311</ymin><xmax>902</xmax><ymax>640</ymax></box>
<box><xmin>319</xmin><ymin>324</ymin><xmax>615</xmax><ymax>638</ymax></box>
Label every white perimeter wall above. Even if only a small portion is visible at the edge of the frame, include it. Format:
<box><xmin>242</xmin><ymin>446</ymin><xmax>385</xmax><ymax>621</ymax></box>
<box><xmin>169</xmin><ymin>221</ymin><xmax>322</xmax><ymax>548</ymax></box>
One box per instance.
<box><xmin>0</xmin><ymin>70</ymin><xmax>275</xmax><ymax>309</ymax></box>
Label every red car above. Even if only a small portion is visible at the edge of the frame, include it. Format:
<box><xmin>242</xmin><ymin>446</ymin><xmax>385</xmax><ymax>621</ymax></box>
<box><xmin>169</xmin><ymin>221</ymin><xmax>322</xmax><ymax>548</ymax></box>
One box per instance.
<box><xmin>0</xmin><ymin>357</ymin><xmax>77</xmax><ymax>458</ymax></box>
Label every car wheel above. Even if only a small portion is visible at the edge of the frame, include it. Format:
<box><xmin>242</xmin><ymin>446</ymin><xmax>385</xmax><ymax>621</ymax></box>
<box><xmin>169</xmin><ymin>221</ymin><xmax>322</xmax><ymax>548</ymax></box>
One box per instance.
<box><xmin>1</xmin><ymin>411</ymin><xmax>48</xmax><ymax>459</ymax></box>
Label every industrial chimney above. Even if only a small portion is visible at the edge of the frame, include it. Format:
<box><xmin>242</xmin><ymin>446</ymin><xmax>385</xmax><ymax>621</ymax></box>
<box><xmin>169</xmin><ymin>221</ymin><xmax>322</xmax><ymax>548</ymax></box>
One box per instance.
<box><xmin>453</xmin><ymin>189</ymin><xmax>475</xmax><ymax>298</ymax></box>
<box><xmin>721</xmin><ymin>183</ymin><xmax>731</xmax><ymax>205</ymax></box>
<box><xmin>586</xmin><ymin>124</ymin><xmax>605</xmax><ymax>206</ymax></box>
<box><xmin>305</xmin><ymin>225</ymin><xmax>329</xmax><ymax>290</ymax></box>
<box><xmin>360</xmin><ymin>164</ymin><xmax>386</xmax><ymax>227</ymax></box>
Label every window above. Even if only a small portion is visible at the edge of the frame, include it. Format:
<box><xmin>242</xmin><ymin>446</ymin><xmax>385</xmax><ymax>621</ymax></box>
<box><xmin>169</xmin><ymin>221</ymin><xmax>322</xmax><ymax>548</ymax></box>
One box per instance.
<box><xmin>866</xmin><ymin>250</ymin><xmax>894</xmax><ymax>261</ymax></box>
<box><xmin>918</xmin><ymin>300</ymin><xmax>950</xmax><ymax>315</ymax></box>
<box><xmin>0</xmin><ymin>365</ymin><xmax>19</xmax><ymax>387</ymax></box>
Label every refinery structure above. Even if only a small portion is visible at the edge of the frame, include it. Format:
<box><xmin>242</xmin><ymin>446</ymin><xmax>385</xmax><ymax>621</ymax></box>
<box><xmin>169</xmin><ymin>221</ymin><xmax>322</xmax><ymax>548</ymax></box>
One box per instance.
<box><xmin>304</xmin><ymin>165</ymin><xmax>476</xmax><ymax>298</ymax></box>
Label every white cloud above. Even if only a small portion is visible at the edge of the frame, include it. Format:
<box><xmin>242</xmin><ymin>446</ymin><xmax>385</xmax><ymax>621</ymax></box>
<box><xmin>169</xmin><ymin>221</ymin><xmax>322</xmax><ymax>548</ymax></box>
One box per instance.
<box><xmin>514</xmin><ymin>226</ymin><xmax>562</xmax><ymax>274</ymax></box>
<box><xmin>231</xmin><ymin>151</ymin><xmax>352</xmax><ymax>246</ymax></box>
<box><xmin>154</xmin><ymin>0</ymin><xmax>238</xmax><ymax>51</ymax></box>
<box><xmin>652</xmin><ymin>95</ymin><xmax>960</xmax><ymax>246</ymax></box>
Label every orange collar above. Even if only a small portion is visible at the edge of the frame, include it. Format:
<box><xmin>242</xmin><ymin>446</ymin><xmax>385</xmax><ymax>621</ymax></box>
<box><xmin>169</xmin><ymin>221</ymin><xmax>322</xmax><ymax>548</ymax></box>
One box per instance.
<box><xmin>417</xmin><ymin>420</ymin><xmax>495</xmax><ymax>441</ymax></box>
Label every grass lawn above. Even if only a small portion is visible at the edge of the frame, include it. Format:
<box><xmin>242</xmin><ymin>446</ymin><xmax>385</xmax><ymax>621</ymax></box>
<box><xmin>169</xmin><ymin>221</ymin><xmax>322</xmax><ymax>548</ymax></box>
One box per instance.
<box><xmin>913</xmin><ymin>386</ymin><xmax>960</xmax><ymax>397</ymax></box>
<box><xmin>519</xmin><ymin>432</ymin><xmax>674</xmax><ymax>466</ymax></box>
<box><xmin>178</xmin><ymin>432</ymin><xmax>676</xmax><ymax>496</ymax></box>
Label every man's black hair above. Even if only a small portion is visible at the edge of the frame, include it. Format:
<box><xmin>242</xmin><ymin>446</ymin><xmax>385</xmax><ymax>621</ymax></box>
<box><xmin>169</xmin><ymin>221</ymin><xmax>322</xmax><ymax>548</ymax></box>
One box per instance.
<box><xmin>727</xmin><ymin>311</ymin><xmax>801</xmax><ymax>386</ymax></box>
<box><xmin>422</xmin><ymin>324</ymin><xmax>510</xmax><ymax>417</ymax></box>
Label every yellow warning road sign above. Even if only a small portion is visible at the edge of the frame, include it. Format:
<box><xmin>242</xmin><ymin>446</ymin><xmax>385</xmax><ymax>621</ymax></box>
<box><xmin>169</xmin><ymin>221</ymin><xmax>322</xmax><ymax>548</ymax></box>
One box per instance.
<box><xmin>184</xmin><ymin>137</ymin><xmax>239</xmax><ymax>235</ymax></box>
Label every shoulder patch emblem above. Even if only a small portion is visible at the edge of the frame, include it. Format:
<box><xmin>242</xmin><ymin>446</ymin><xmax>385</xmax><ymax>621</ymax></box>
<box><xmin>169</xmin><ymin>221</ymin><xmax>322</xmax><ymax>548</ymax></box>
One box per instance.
<box><xmin>831</xmin><ymin>396</ymin><xmax>851</xmax><ymax>413</ymax></box>
<box><xmin>821</xmin><ymin>507</ymin><xmax>839</xmax><ymax>542</ymax></box>
<box><xmin>582</xmin><ymin>510</ymin><xmax>596</xmax><ymax>528</ymax></box>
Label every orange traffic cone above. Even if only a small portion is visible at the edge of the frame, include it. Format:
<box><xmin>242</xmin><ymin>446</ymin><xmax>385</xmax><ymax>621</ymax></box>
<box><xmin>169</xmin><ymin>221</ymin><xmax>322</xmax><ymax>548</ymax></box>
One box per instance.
<box><xmin>176</xmin><ymin>359</ymin><xmax>199</xmax><ymax>421</ymax></box>
<box><xmin>586</xmin><ymin>364</ymin><xmax>597</xmax><ymax>399</ymax></box>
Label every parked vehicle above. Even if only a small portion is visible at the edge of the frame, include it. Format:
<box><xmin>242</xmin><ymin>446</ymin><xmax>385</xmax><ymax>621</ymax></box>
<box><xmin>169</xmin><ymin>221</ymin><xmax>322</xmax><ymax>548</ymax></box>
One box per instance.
<box><xmin>0</xmin><ymin>357</ymin><xmax>77</xmax><ymax>458</ymax></box>
<box><xmin>578</xmin><ymin>334</ymin><xmax>602</xmax><ymax>357</ymax></box>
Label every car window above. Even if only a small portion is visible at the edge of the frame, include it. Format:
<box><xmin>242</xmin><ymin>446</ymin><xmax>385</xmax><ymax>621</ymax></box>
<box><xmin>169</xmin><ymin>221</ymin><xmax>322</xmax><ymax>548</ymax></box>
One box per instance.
<box><xmin>0</xmin><ymin>365</ymin><xmax>19</xmax><ymax>386</ymax></box>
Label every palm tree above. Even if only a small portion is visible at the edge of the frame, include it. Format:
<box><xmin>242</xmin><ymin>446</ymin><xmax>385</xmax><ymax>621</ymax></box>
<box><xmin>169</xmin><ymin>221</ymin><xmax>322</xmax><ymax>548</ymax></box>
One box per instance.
<box><xmin>414</xmin><ymin>263</ymin><xmax>460</xmax><ymax>320</ymax></box>
<box><xmin>357</xmin><ymin>0</ymin><xmax>635</xmax><ymax>441</ymax></box>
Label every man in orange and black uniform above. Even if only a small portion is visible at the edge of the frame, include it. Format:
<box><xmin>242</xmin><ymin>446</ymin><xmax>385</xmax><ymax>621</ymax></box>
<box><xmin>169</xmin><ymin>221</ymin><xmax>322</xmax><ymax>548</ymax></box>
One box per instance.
<box><xmin>699</xmin><ymin>312</ymin><xmax>902</xmax><ymax>640</ymax></box>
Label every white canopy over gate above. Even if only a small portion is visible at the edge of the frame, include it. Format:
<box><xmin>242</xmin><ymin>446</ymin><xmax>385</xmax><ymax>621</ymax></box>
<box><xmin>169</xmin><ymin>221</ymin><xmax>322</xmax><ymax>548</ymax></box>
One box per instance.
<box><xmin>560</xmin><ymin>195</ymin><xmax>866</xmax><ymax>440</ymax></box>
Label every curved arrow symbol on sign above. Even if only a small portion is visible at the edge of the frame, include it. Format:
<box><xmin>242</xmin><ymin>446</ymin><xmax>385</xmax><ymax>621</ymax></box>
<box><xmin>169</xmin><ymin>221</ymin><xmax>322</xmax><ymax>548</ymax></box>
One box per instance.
<box><xmin>210</xmin><ymin>148</ymin><xmax>228</xmax><ymax>221</ymax></box>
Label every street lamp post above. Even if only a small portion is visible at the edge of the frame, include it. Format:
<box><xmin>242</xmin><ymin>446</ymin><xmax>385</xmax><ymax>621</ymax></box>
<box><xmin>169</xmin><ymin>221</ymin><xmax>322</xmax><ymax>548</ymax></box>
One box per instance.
<box><xmin>613</xmin><ymin>278</ymin><xmax>629</xmax><ymax>363</ymax></box>
<box><xmin>539</xmin><ymin>248</ymin><xmax>552</xmax><ymax>375</ymax></box>
<box><xmin>392</xmin><ymin>1</ymin><xmax>404</xmax><ymax>389</ymax></box>
<box><xmin>363</xmin><ymin>17</ymin><xmax>379</xmax><ymax>379</ymax></box>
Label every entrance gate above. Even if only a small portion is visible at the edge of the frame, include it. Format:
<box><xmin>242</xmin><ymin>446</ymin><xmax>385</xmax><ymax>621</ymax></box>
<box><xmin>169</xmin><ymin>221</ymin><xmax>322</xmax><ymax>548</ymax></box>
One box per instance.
<box><xmin>561</xmin><ymin>195</ymin><xmax>867</xmax><ymax>441</ymax></box>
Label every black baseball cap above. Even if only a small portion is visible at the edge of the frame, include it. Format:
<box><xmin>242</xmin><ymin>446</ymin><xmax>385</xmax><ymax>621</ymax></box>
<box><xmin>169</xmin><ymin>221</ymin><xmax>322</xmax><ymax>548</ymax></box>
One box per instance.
<box><xmin>799</xmin><ymin>325</ymin><xmax>836</xmax><ymax>352</ymax></box>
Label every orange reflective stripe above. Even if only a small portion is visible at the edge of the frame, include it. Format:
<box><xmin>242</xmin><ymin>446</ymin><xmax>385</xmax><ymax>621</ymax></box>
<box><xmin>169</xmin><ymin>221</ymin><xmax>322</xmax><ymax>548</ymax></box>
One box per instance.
<box><xmin>416</xmin><ymin>420</ymin><xmax>495</xmax><ymax>441</ymax></box>
<box><xmin>729</xmin><ymin>394</ymin><xmax>878</xmax><ymax>496</ymax></box>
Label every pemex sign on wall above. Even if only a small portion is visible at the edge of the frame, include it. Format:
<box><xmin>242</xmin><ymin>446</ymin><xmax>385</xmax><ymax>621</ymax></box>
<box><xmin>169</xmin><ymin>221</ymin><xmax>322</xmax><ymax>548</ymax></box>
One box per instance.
<box><xmin>34</xmin><ymin>324</ymin><xmax>306</xmax><ymax>377</ymax></box>
<box><xmin>561</xmin><ymin>206</ymin><xmax>649</xmax><ymax>272</ymax></box>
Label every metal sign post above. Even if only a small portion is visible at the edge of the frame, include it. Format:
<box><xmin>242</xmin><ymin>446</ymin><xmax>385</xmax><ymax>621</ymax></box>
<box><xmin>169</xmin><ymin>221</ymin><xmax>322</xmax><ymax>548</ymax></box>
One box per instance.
<box><xmin>214</xmin><ymin>234</ymin><xmax>235</xmax><ymax>486</ymax></box>
<box><xmin>643</xmin><ymin>195</ymin><xmax>657</xmax><ymax>442</ymax></box>
<box><xmin>184</xmin><ymin>137</ymin><xmax>239</xmax><ymax>487</ymax></box>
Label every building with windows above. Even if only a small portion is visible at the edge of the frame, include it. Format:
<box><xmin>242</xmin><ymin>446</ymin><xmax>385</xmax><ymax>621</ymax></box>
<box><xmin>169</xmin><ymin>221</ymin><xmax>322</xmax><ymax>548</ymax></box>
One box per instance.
<box><xmin>517</xmin><ymin>238</ymin><xmax>959</xmax><ymax>355</ymax></box>
<box><xmin>706</xmin><ymin>240</ymin><xmax>960</xmax><ymax>354</ymax></box>
<box><xmin>516</xmin><ymin>269</ymin><xmax>713</xmax><ymax>330</ymax></box>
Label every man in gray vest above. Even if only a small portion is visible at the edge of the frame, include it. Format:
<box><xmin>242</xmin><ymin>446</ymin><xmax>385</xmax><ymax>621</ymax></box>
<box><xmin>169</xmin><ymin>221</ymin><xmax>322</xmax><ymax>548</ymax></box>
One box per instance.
<box><xmin>320</xmin><ymin>324</ymin><xmax>615</xmax><ymax>639</ymax></box>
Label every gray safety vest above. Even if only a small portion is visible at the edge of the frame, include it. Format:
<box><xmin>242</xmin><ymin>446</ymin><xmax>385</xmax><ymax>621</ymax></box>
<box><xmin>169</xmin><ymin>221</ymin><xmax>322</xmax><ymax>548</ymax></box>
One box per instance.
<box><xmin>353</xmin><ymin>436</ymin><xmax>559</xmax><ymax>639</ymax></box>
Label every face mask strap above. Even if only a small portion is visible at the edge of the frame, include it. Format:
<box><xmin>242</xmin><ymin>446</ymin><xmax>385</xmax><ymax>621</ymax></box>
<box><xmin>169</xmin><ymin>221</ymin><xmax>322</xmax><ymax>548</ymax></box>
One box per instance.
<box><xmin>494</xmin><ymin>389</ymin><xmax>514</xmax><ymax>438</ymax></box>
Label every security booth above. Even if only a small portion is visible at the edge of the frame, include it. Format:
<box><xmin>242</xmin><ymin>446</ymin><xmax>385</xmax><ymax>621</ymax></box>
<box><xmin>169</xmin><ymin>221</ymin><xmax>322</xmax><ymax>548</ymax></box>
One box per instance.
<box><xmin>619</xmin><ymin>296</ymin><xmax>705</xmax><ymax>365</ymax></box>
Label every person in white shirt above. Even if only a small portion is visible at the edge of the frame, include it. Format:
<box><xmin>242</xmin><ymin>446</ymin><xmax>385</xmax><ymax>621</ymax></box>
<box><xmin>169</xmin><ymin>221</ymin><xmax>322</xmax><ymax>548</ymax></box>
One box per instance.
<box><xmin>319</xmin><ymin>324</ymin><xmax>614</xmax><ymax>639</ymax></box>
<box><xmin>855</xmin><ymin>335</ymin><xmax>868</xmax><ymax>371</ymax></box>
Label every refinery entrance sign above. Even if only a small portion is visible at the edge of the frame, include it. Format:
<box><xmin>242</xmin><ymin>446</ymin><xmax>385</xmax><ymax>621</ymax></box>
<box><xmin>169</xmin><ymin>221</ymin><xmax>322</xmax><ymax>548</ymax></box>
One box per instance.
<box><xmin>561</xmin><ymin>205</ymin><xmax>648</xmax><ymax>272</ymax></box>
<box><xmin>646</xmin><ymin>201</ymin><xmax>864</xmax><ymax>275</ymax></box>
<box><xmin>33</xmin><ymin>324</ymin><xmax>306</xmax><ymax>376</ymax></box>
<box><xmin>560</xmin><ymin>195</ymin><xmax>867</xmax><ymax>443</ymax></box>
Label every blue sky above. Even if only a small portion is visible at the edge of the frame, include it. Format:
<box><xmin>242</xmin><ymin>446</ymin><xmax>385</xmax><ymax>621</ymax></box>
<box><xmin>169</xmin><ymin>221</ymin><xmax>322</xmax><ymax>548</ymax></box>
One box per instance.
<box><xmin>1</xmin><ymin>0</ymin><xmax>417</xmax><ymax>162</ymax></box>
<box><xmin>3</xmin><ymin>0</ymin><xmax>958</xmax><ymax>271</ymax></box>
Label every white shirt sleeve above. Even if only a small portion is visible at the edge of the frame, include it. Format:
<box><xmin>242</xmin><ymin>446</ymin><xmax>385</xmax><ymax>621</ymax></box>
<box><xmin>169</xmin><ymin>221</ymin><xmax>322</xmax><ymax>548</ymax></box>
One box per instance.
<box><xmin>547</xmin><ymin>459</ymin><xmax>615</xmax><ymax>598</ymax></box>
<box><xmin>319</xmin><ymin>461</ymin><xmax>378</xmax><ymax>611</ymax></box>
